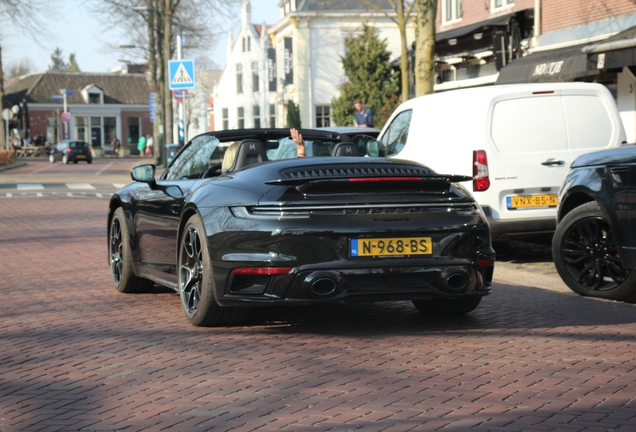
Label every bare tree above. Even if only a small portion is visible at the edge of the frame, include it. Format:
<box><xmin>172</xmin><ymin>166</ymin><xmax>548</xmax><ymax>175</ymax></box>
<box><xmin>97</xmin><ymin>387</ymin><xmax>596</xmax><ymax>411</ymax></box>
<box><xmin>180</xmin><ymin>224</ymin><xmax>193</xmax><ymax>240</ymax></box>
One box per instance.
<box><xmin>360</xmin><ymin>0</ymin><xmax>415</xmax><ymax>100</ymax></box>
<box><xmin>414</xmin><ymin>0</ymin><xmax>437</xmax><ymax>96</ymax></box>
<box><xmin>89</xmin><ymin>0</ymin><xmax>237</xmax><ymax>163</ymax></box>
<box><xmin>0</xmin><ymin>0</ymin><xmax>57</xmax><ymax>149</ymax></box>
<box><xmin>5</xmin><ymin>58</ymin><xmax>36</xmax><ymax>83</ymax></box>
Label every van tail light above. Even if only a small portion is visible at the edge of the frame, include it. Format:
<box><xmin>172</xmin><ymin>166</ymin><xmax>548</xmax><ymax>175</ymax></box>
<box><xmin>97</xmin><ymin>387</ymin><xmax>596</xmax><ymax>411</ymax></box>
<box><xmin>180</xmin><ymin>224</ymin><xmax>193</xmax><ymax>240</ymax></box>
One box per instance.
<box><xmin>66</xmin><ymin>147</ymin><xmax>73</xmax><ymax>153</ymax></box>
<box><xmin>473</xmin><ymin>150</ymin><xmax>490</xmax><ymax>192</ymax></box>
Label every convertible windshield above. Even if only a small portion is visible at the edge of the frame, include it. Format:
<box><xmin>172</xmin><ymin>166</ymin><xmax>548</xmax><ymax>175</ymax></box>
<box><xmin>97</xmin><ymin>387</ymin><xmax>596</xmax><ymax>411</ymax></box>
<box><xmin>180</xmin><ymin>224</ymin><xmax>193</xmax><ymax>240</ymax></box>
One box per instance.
<box><xmin>162</xmin><ymin>132</ymin><xmax>351</xmax><ymax>181</ymax></box>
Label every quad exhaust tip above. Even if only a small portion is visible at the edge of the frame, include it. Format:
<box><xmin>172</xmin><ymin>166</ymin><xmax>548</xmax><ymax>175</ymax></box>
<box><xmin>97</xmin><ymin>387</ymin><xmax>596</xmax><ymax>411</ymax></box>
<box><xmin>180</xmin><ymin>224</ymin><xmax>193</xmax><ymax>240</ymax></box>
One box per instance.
<box><xmin>310</xmin><ymin>277</ymin><xmax>338</xmax><ymax>296</ymax></box>
<box><xmin>445</xmin><ymin>272</ymin><xmax>469</xmax><ymax>291</ymax></box>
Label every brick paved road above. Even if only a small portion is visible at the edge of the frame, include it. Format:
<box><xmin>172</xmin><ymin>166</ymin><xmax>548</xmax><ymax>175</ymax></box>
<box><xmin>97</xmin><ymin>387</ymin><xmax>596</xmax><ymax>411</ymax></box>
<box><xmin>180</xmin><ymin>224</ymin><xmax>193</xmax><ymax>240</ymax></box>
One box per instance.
<box><xmin>1</xmin><ymin>197</ymin><xmax>636</xmax><ymax>432</ymax></box>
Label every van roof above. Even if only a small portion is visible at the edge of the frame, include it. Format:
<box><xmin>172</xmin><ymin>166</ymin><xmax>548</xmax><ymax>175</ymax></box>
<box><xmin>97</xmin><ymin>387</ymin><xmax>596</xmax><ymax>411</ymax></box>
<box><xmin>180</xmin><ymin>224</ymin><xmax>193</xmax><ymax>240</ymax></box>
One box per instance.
<box><xmin>400</xmin><ymin>82</ymin><xmax>609</xmax><ymax>108</ymax></box>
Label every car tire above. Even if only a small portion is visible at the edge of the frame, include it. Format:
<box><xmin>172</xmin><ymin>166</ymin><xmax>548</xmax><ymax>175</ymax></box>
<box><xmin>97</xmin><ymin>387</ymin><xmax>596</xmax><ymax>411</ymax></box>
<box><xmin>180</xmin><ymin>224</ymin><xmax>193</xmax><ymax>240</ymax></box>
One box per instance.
<box><xmin>109</xmin><ymin>207</ymin><xmax>154</xmax><ymax>294</ymax></box>
<box><xmin>73</xmin><ymin>160</ymin><xmax>78</xmax><ymax>164</ymax></box>
<box><xmin>87</xmin><ymin>159</ymin><xmax>92</xmax><ymax>164</ymax></box>
<box><xmin>412</xmin><ymin>296</ymin><xmax>482</xmax><ymax>316</ymax></box>
<box><xmin>553</xmin><ymin>201</ymin><xmax>636</xmax><ymax>302</ymax></box>
<box><xmin>49</xmin><ymin>155</ymin><xmax>55</xmax><ymax>164</ymax></box>
<box><xmin>178</xmin><ymin>214</ymin><xmax>248</xmax><ymax>326</ymax></box>
<box><xmin>62</xmin><ymin>155</ymin><xmax>69</xmax><ymax>165</ymax></box>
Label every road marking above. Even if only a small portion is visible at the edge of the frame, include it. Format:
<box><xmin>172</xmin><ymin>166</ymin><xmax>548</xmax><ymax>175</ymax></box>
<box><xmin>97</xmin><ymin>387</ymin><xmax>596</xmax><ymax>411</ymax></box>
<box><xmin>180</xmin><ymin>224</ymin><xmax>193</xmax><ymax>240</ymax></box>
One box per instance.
<box><xmin>66</xmin><ymin>183</ymin><xmax>96</xmax><ymax>190</ymax></box>
<box><xmin>96</xmin><ymin>161</ymin><xmax>114</xmax><ymax>175</ymax></box>
<box><xmin>96</xmin><ymin>193</ymin><xmax>103</xmax><ymax>198</ymax></box>
<box><xmin>28</xmin><ymin>164</ymin><xmax>56</xmax><ymax>175</ymax></box>
<box><xmin>6</xmin><ymin>193</ymin><xmax>12</xmax><ymax>197</ymax></box>
<box><xmin>113</xmin><ymin>183</ymin><xmax>126</xmax><ymax>189</ymax></box>
<box><xmin>36</xmin><ymin>192</ymin><xmax>43</xmax><ymax>197</ymax></box>
<box><xmin>67</xmin><ymin>192</ymin><xmax>73</xmax><ymax>197</ymax></box>
<box><xmin>17</xmin><ymin>184</ymin><xmax>44</xmax><ymax>190</ymax></box>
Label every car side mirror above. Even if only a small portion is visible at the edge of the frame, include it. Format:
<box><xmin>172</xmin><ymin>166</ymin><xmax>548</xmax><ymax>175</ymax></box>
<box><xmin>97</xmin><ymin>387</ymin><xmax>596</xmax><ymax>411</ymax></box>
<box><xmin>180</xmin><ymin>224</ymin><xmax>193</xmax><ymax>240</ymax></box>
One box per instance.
<box><xmin>131</xmin><ymin>164</ymin><xmax>156</xmax><ymax>183</ymax></box>
<box><xmin>351</xmin><ymin>135</ymin><xmax>383</xmax><ymax>157</ymax></box>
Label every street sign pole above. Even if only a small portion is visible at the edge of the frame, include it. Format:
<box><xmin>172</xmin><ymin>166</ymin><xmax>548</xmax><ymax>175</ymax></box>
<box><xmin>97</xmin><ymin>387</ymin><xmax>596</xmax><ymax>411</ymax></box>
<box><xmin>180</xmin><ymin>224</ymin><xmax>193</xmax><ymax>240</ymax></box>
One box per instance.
<box><xmin>176</xmin><ymin>33</ymin><xmax>185</xmax><ymax>147</ymax></box>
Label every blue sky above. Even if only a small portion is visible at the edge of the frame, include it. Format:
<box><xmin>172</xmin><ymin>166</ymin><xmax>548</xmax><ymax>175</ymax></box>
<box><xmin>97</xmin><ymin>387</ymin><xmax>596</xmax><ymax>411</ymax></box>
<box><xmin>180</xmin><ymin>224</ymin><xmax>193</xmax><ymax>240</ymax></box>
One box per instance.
<box><xmin>2</xmin><ymin>0</ymin><xmax>280</xmax><ymax>73</ymax></box>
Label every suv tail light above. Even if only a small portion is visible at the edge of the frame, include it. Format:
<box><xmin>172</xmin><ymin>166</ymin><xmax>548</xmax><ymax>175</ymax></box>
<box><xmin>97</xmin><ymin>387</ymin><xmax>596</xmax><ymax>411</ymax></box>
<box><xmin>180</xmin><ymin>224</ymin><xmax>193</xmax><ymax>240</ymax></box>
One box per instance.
<box><xmin>473</xmin><ymin>150</ymin><xmax>490</xmax><ymax>192</ymax></box>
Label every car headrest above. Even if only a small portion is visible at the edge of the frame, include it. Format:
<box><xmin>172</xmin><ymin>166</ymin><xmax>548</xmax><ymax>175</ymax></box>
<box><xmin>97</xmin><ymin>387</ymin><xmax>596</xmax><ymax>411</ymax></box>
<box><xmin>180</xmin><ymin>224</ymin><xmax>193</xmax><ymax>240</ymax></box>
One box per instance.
<box><xmin>231</xmin><ymin>139</ymin><xmax>268</xmax><ymax>172</ymax></box>
<box><xmin>331</xmin><ymin>142</ymin><xmax>361</xmax><ymax>157</ymax></box>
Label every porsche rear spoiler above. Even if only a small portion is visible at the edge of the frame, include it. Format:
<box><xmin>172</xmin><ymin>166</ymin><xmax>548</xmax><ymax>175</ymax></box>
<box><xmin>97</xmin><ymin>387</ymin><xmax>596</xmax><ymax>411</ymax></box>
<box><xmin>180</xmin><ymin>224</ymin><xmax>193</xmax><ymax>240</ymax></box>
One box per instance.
<box><xmin>265</xmin><ymin>174</ymin><xmax>473</xmax><ymax>187</ymax></box>
<box><xmin>265</xmin><ymin>175</ymin><xmax>473</xmax><ymax>195</ymax></box>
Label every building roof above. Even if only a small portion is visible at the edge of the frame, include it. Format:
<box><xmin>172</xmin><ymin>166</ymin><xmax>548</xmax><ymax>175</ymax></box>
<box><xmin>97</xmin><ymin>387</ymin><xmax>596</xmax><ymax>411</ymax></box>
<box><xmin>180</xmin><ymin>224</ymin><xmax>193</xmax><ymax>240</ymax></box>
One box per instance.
<box><xmin>4</xmin><ymin>70</ymin><xmax>151</xmax><ymax>106</ymax></box>
<box><xmin>297</xmin><ymin>0</ymin><xmax>393</xmax><ymax>12</ymax></box>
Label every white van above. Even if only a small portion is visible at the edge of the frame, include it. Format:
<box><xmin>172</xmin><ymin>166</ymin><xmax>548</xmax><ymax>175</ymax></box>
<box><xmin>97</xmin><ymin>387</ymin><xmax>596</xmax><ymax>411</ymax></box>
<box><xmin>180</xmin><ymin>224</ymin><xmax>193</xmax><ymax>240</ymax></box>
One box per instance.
<box><xmin>377</xmin><ymin>82</ymin><xmax>626</xmax><ymax>240</ymax></box>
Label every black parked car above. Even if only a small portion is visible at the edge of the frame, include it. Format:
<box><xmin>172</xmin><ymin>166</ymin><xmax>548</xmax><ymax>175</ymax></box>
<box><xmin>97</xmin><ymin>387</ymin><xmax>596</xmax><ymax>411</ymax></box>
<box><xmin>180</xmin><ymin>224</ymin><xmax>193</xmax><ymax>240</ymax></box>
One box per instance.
<box><xmin>49</xmin><ymin>140</ymin><xmax>92</xmax><ymax>164</ymax></box>
<box><xmin>553</xmin><ymin>144</ymin><xmax>636</xmax><ymax>302</ymax></box>
<box><xmin>107</xmin><ymin>129</ymin><xmax>495</xmax><ymax>326</ymax></box>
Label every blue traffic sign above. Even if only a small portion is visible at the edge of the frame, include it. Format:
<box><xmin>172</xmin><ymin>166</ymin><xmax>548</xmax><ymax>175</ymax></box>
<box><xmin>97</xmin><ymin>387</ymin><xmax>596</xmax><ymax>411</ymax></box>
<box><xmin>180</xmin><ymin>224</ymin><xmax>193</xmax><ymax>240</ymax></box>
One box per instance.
<box><xmin>168</xmin><ymin>59</ymin><xmax>196</xmax><ymax>90</ymax></box>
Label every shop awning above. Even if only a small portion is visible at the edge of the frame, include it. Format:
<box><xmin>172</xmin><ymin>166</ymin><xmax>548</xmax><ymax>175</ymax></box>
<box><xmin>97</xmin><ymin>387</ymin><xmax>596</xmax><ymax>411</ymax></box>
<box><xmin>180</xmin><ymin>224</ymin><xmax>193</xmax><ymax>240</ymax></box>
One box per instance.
<box><xmin>496</xmin><ymin>25</ymin><xmax>636</xmax><ymax>85</ymax></box>
<box><xmin>496</xmin><ymin>44</ymin><xmax>595</xmax><ymax>84</ymax></box>
<box><xmin>436</xmin><ymin>12</ymin><xmax>515</xmax><ymax>42</ymax></box>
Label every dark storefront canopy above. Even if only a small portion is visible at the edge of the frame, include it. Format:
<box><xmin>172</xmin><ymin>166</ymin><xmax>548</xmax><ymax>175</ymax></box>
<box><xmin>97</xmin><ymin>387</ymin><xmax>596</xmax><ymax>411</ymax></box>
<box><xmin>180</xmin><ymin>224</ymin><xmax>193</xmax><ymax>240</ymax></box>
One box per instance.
<box><xmin>496</xmin><ymin>25</ymin><xmax>636</xmax><ymax>85</ymax></box>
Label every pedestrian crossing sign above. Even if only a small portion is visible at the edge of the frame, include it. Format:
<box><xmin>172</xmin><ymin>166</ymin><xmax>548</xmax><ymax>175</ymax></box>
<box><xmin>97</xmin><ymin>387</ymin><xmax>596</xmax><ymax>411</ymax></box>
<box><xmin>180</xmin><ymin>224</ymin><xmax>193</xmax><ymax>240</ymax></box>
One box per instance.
<box><xmin>168</xmin><ymin>59</ymin><xmax>196</xmax><ymax>90</ymax></box>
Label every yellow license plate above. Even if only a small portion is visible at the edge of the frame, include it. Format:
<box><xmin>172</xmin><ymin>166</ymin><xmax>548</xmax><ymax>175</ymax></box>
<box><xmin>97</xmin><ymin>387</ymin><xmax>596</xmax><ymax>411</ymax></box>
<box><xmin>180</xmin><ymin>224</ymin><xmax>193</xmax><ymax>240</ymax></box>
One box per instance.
<box><xmin>77</xmin><ymin>154</ymin><xmax>86</xmax><ymax>158</ymax></box>
<box><xmin>507</xmin><ymin>194</ymin><xmax>558</xmax><ymax>209</ymax></box>
<box><xmin>351</xmin><ymin>237</ymin><xmax>432</xmax><ymax>257</ymax></box>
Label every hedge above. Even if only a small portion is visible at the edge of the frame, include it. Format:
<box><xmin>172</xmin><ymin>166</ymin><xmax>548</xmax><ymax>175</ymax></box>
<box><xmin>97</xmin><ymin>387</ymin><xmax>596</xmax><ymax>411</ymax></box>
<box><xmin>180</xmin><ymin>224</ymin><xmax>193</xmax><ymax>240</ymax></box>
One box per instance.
<box><xmin>0</xmin><ymin>150</ymin><xmax>15</xmax><ymax>165</ymax></box>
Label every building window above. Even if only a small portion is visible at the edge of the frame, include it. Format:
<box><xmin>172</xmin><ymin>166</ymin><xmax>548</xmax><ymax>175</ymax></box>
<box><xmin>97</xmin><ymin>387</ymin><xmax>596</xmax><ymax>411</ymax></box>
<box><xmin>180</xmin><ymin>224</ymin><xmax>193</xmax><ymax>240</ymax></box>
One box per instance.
<box><xmin>242</xmin><ymin>36</ymin><xmax>251</xmax><ymax>52</ymax></box>
<box><xmin>253</xmin><ymin>105</ymin><xmax>260</xmax><ymax>128</ymax></box>
<box><xmin>443</xmin><ymin>0</ymin><xmax>462</xmax><ymax>23</ymax></box>
<box><xmin>222</xmin><ymin>108</ymin><xmax>229</xmax><ymax>130</ymax></box>
<box><xmin>236</xmin><ymin>64</ymin><xmax>243</xmax><ymax>94</ymax></box>
<box><xmin>269</xmin><ymin>104</ymin><xmax>276</xmax><ymax>128</ymax></box>
<box><xmin>88</xmin><ymin>93</ymin><xmax>100</xmax><ymax>104</ymax></box>
<box><xmin>237</xmin><ymin>107</ymin><xmax>244</xmax><ymax>129</ymax></box>
<box><xmin>315</xmin><ymin>105</ymin><xmax>331</xmax><ymax>127</ymax></box>
<box><xmin>252</xmin><ymin>61</ymin><xmax>259</xmax><ymax>92</ymax></box>
<box><xmin>492</xmin><ymin>0</ymin><xmax>513</xmax><ymax>9</ymax></box>
<box><xmin>75</xmin><ymin>116</ymin><xmax>87</xmax><ymax>141</ymax></box>
<box><xmin>127</xmin><ymin>117</ymin><xmax>140</xmax><ymax>148</ymax></box>
<box><xmin>47</xmin><ymin>116</ymin><xmax>59</xmax><ymax>144</ymax></box>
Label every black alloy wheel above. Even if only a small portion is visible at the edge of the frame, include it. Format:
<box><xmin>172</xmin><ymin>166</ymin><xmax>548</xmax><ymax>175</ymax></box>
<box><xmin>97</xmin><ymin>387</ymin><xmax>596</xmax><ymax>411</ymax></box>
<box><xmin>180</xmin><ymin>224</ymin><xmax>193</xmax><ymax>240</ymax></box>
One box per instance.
<box><xmin>178</xmin><ymin>215</ymin><xmax>247</xmax><ymax>326</ymax></box>
<box><xmin>109</xmin><ymin>207</ymin><xmax>154</xmax><ymax>293</ymax></box>
<box><xmin>180</xmin><ymin>225</ymin><xmax>204</xmax><ymax>318</ymax></box>
<box><xmin>553</xmin><ymin>201</ymin><xmax>636</xmax><ymax>302</ymax></box>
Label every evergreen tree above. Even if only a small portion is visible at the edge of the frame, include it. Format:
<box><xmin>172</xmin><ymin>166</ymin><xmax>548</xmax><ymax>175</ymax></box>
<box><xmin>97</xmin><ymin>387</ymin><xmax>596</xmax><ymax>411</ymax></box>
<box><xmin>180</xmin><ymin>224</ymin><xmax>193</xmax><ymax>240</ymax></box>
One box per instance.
<box><xmin>286</xmin><ymin>100</ymin><xmax>301</xmax><ymax>128</ymax></box>
<box><xmin>49</xmin><ymin>47</ymin><xmax>67</xmax><ymax>70</ymax></box>
<box><xmin>67</xmin><ymin>53</ymin><xmax>80</xmax><ymax>72</ymax></box>
<box><xmin>331</xmin><ymin>23</ymin><xmax>398</xmax><ymax>128</ymax></box>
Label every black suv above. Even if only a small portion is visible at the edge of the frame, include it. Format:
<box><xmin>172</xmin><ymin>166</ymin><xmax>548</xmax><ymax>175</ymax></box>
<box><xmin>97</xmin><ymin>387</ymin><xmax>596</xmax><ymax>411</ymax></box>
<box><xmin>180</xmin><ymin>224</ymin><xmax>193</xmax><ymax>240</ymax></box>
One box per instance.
<box><xmin>553</xmin><ymin>144</ymin><xmax>636</xmax><ymax>302</ymax></box>
<box><xmin>49</xmin><ymin>140</ymin><xmax>92</xmax><ymax>164</ymax></box>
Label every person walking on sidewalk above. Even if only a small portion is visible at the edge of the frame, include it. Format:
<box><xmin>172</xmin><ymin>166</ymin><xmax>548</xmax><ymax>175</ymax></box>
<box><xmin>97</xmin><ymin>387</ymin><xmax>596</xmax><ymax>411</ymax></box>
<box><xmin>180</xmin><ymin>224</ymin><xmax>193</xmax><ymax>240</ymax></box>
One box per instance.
<box><xmin>137</xmin><ymin>135</ymin><xmax>147</xmax><ymax>156</ymax></box>
<box><xmin>145</xmin><ymin>134</ymin><xmax>154</xmax><ymax>156</ymax></box>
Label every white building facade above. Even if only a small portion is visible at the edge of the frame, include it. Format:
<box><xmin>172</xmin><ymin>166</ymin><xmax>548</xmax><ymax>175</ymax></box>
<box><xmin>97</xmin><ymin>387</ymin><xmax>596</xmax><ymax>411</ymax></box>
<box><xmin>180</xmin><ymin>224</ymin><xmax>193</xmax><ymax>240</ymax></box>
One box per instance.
<box><xmin>214</xmin><ymin>0</ymin><xmax>414</xmax><ymax>130</ymax></box>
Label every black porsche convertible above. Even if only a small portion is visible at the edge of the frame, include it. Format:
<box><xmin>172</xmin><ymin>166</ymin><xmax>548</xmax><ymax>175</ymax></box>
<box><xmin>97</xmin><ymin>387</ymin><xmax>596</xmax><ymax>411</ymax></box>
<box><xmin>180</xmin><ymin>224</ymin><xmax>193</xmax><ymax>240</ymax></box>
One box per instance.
<box><xmin>107</xmin><ymin>129</ymin><xmax>495</xmax><ymax>326</ymax></box>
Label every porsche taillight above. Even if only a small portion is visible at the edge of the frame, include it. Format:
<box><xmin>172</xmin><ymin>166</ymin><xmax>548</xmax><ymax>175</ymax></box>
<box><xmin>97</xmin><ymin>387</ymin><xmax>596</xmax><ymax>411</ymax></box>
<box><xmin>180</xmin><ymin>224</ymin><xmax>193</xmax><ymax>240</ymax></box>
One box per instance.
<box><xmin>230</xmin><ymin>267</ymin><xmax>292</xmax><ymax>275</ymax></box>
<box><xmin>473</xmin><ymin>150</ymin><xmax>490</xmax><ymax>192</ymax></box>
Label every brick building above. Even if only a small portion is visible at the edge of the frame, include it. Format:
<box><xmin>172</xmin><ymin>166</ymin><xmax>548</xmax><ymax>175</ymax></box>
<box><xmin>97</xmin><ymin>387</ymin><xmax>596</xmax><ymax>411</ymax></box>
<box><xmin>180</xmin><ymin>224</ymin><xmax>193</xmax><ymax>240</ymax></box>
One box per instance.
<box><xmin>4</xmin><ymin>70</ymin><xmax>151</xmax><ymax>149</ymax></box>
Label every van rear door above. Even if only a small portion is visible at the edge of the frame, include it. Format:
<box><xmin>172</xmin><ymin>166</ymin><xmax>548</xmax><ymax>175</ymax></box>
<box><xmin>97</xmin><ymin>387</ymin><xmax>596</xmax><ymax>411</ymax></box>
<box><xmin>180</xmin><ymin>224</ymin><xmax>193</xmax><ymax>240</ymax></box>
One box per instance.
<box><xmin>486</xmin><ymin>90</ymin><xmax>571</xmax><ymax>221</ymax></box>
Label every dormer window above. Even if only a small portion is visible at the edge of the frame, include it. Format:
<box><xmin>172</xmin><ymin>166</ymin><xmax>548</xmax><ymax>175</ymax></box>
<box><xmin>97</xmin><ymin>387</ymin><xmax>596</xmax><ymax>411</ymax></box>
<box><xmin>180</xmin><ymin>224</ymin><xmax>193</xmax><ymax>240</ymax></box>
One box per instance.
<box><xmin>81</xmin><ymin>84</ymin><xmax>104</xmax><ymax>104</ymax></box>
